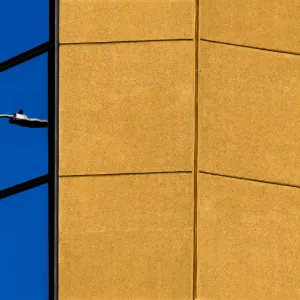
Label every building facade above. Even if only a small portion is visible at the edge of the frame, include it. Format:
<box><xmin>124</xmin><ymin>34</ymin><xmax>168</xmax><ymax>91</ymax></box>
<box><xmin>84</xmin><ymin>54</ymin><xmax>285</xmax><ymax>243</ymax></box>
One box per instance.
<box><xmin>1</xmin><ymin>0</ymin><xmax>300</xmax><ymax>299</ymax></box>
<box><xmin>59</xmin><ymin>0</ymin><xmax>300</xmax><ymax>299</ymax></box>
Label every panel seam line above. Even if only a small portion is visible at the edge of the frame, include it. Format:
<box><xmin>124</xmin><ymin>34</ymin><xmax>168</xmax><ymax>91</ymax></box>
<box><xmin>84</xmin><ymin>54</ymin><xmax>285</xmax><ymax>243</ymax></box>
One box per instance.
<box><xmin>193</xmin><ymin>0</ymin><xmax>200</xmax><ymax>299</ymax></box>
<box><xmin>59</xmin><ymin>171</ymin><xmax>192</xmax><ymax>178</ymax></box>
<box><xmin>201</xmin><ymin>38</ymin><xmax>300</xmax><ymax>57</ymax></box>
<box><xmin>60</xmin><ymin>38</ymin><xmax>193</xmax><ymax>46</ymax></box>
<box><xmin>199</xmin><ymin>171</ymin><xmax>300</xmax><ymax>189</ymax></box>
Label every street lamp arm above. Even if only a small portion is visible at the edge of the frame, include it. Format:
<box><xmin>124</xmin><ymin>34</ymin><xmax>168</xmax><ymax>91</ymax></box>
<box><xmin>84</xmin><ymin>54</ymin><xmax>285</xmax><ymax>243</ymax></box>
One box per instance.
<box><xmin>0</xmin><ymin>114</ymin><xmax>13</xmax><ymax>118</ymax></box>
<box><xmin>27</xmin><ymin>118</ymin><xmax>48</xmax><ymax>123</ymax></box>
<box><xmin>0</xmin><ymin>110</ymin><xmax>48</xmax><ymax>128</ymax></box>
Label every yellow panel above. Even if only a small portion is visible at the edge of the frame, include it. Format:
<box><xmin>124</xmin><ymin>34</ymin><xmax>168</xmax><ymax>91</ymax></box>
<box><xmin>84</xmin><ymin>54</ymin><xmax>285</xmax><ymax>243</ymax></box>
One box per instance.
<box><xmin>198</xmin><ymin>173</ymin><xmax>300</xmax><ymax>300</ymax></box>
<box><xmin>59</xmin><ymin>173</ymin><xmax>193</xmax><ymax>300</ymax></box>
<box><xmin>60</xmin><ymin>42</ymin><xmax>194</xmax><ymax>176</ymax></box>
<box><xmin>60</xmin><ymin>0</ymin><xmax>194</xmax><ymax>43</ymax></box>
<box><xmin>199</xmin><ymin>41</ymin><xmax>300</xmax><ymax>185</ymax></box>
<box><xmin>201</xmin><ymin>0</ymin><xmax>300</xmax><ymax>53</ymax></box>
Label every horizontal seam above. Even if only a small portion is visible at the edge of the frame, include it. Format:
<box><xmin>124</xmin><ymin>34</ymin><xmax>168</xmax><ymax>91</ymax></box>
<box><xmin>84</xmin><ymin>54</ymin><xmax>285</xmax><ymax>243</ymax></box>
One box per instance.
<box><xmin>60</xmin><ymin>38</ymin><xmax>193</xmax><ymax>46</ymax></box>
<box><xmin>60</xmin><ymin>170</ymin><xmax>192</xmax><ymax>178</ymax></box>
<box><xmin>199</xmin><ymin>170</ymin><xmax>300</xmax><ymax>189</ymax></box>
<box><xmin>201</xmin><ymin>38</ymin><xmax>300</xmax><ymax>57</ymax></box>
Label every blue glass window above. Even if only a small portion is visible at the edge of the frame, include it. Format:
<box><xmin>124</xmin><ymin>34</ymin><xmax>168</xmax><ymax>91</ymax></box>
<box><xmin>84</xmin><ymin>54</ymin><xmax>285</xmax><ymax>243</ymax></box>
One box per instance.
<box><xmin>0</xmin><ymin>54</ymin><xmax>48</xmax><ymax>190</ymax></box>
<box><xmin>0</xmin><ymin>0</ymin><xmax>49</xmax><ymax>63</ymax></box>
<box><xmin>0</xmin><ymin>185</ymin><xmax>49</xmax><ymax>300</ymax></box>
<box><xmin>0</xmin><ymin>0</ymin><xmax>53</xmax><ymax>297</ymax></box>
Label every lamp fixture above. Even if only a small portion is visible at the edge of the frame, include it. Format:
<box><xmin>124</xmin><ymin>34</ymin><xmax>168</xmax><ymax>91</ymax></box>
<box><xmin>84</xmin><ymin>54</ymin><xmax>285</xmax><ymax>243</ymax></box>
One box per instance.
<box><xmin>0</xmin><ymin>109</ymin><xmax>48</xmax><ymax>128</ymax></box>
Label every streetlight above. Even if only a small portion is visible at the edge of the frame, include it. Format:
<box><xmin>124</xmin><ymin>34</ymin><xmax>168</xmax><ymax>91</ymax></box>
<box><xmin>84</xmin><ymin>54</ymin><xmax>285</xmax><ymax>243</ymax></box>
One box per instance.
<box><xmin>0</xmin><ymin>108</ymin><xmax>49</xmax><ymax>197</ymax></box>
<box><xmin>0</xmin><ymin>109</ymin><xmax>48</xmax><ymax>128</ymax></box>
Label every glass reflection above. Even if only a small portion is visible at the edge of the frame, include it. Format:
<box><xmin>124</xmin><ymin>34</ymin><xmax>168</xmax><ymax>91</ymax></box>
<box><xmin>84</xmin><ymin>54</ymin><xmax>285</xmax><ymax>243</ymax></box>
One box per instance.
<box><xmin>0</xmin><ymin>54</ymin><xmax>48</xmax><ymax>190</ymax></box>
<box><xmin>0</xmin><ymin>184</ymin><xmax>49</xmax><ymax>299</ymax></box>
<box><xmin>0</xmin><ymin>0</ymin><xmax>49</xmax><ymax>63</ymax></box>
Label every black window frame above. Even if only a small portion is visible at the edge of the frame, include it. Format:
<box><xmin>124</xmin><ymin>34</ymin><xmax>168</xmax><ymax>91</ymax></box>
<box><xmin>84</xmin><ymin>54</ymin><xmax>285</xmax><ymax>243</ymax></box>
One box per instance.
<box><xmin>0</xmin><ymin>0</ymin><xmax>59</xmax><ymax>298</ymax></box>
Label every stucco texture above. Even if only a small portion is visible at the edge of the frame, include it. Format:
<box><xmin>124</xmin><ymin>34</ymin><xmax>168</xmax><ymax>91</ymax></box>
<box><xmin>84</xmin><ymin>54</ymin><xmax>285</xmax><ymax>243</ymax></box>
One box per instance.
<box><xmin>59</xmin><ymin>41</ymin><xmax>194</xmax><ymax>176</ymax></box>
<box><xmin>59</xmin><ymin>0</ymin><xmax>195</xmax><ymax>299</ymax></box>
<box><xmin>60</xmin><ymin>0</ymin><xmax>194</xmax><ymax>43</ymax></box>
<box><xmin>59</xmin><ymin>174</ymin><xmax>193</xmax><ymax>300</ymax></box>
<box><xmin>198</xmin><ymin>173</ymin><xmax>300</xmax><ymax>300</ymax></box>
<box><xmin>199</xmin><ymin>41</ymin><xmax>300</xmax><ymax>186</ymax></box>
<box><xmin>201</xmin><ymin>0</ymin><xmax>300</xmax><ymax>53</ymax></box>
<box><xmin>59</xmin><ymin>0</ymin><xmax>300</xmax><ymax>299</ymax></box>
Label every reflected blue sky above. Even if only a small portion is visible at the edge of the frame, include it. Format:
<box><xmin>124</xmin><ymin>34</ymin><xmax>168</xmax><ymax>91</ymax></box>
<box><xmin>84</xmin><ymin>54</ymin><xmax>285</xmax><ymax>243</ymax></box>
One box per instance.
<box><xmin>0</xmin><ymin>54</ymin><xmax>48</xmax><ymax>190</ymax></box>
<box><xmin>0</xmin><ymin>185</ymin><xmax>49</xmax><ymax>299</ymax></box>
<box><xmin>0</xmin><ymin>5</ymin><xmax>50</xmax><ymax>297</ymax></box>
<box><xmin>0</xmin><ymin>0</ymin><xmax>49</xmax><ymax>62</ymax></box>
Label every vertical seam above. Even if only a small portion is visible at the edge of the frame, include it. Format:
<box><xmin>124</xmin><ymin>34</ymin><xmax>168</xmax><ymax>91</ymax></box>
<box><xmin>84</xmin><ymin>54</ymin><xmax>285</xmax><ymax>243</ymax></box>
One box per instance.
<box><xmin>193</xmin><ymin>0</ymin><xmax>200</xmax><ymax>299</ymax></box>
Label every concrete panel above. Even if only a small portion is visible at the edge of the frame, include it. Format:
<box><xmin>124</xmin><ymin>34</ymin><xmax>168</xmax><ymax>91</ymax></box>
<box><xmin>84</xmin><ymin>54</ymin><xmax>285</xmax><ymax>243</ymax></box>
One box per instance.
<box><xmin>60</xmin><ymin>0</ymin><xmax>194</xmax><ymax>43</ymax></box>
<box><xmin>198</xmin><ymin>173</ymin><xmax>300</xmax><ymax>300</ymax></box>
<box><xmin>201</xmin><ymin>0</ymin><xmax>300</xmax><ymax>53</ymax></box>
<box><xmin>199</xmin><ymin>41</ymin><xmax>300</xmax><ymax>185</ymax></box>
<box><xmin>59</xmin><ymin>173</ymin><xmax>193</xmax><ymax>300</ymax></box>
<box><xmin>60</xmin><ymin>42</ymin><xmax>193</xmax><ymax>176</ymax></box>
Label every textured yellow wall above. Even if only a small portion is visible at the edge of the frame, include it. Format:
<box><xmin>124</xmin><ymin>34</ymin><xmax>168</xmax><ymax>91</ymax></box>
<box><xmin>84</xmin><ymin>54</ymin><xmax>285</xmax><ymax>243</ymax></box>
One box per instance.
<box><xmin>60</xmin><ymin>0</ymin><xmax>300</xmax><ymax>299</ymax></box>
<box><xmin>198</xmin><ymin>1</ymin><xmax>300</xmax><ymax>299</ymax></box>
<box><xmin>59</xmin><ymin>0</ymin><xmax>195</xmax><ymax>299</ymax></box>
<box><xmin>201</xmin><ymin>0</ymin><xmax>300</xmax><ymax>53</ymax></box>
<box><xmin>198</xmin><ymin>174</ymin><xmax>300</xmax><ymax>300</ymax></box>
